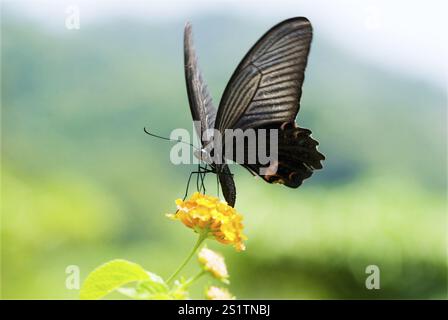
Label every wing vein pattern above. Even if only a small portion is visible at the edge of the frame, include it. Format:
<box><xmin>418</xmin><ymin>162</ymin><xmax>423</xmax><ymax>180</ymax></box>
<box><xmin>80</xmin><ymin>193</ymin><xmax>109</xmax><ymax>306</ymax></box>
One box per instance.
<box><xmin>184</xmin><ymin>22</ymin><xmax>217</xmax><ymax>145</ymax></box>
<box><xmin>215</xmin><ymin>17</ymin><xmax>313</xmax><ymax>131</ymax></box>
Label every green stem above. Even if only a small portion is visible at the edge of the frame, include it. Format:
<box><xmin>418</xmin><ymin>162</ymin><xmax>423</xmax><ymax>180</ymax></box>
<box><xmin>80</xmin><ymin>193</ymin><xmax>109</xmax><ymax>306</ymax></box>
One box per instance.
<box><xmin>181</xmin><ymin>270</ymin><xmax>206</xmax><ymax>289</ymax></box>
<box><xmin>167</xmin><ymin>232</ymin><xmax>207</xmax><ymax>284</ymax></box>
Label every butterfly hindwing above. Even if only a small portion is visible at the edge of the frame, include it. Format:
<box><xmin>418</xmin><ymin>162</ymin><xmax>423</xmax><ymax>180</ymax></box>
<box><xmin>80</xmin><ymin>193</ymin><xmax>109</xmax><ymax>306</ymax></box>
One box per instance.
<box><xmin>241</xmin><ymin>122</ymin><xmax>325</xmax><ymax>187</ymax></box>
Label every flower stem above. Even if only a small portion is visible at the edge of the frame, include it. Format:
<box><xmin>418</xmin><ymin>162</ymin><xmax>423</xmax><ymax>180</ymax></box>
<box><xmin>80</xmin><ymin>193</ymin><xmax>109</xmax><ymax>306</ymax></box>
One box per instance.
<box><xmin>167</xmin><ymin>232</ymin><xmax>207</xmax><ymax>284</ymax></box>
<box><xmin>181</xmin><ymin>270</ymin><xmax>206</xmax><ymax>289</ymax></box>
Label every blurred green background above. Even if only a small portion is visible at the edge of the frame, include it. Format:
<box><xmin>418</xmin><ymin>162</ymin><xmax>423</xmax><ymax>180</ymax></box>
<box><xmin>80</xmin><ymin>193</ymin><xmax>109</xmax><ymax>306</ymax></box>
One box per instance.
<box><xmin>1</xmin><ymin>1</ymin><xmax>446</xmax><ymax>299</ymax></box>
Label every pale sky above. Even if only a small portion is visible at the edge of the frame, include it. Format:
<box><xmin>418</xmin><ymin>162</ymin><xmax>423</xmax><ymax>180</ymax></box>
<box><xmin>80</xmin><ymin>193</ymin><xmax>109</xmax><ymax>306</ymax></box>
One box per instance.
<box><xmin>2</xmin><ymin>0</ymin><xmax>447</xmax><ymax>87</ymax></box>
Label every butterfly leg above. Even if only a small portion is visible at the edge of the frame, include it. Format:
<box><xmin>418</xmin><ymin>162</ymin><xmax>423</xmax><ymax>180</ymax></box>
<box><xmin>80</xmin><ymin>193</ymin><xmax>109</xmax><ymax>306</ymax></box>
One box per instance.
<box><xmin>200</xmin><ymin>164</ymin><xmax>207</xmax><ymax>194</ymax></box>
<box><xmin>184</xmin><ymin>168</ymin><xmax>207</xmax><ymax>201</ymax></box>
<box><xmin>196</xmin><ymin>163</ymin><xmax>210</xmax><ymax>193</ymax></box>
<box><xmin>196</xmin><ymin>163</ymin><xmax>201</xmax><ymax>193</ymax></box>
<box><xmin>183</xmin><ymin>170</ymin><xmax>197</xmax><ymax>201</ymax></box>
<box><xmin>216</xmin><ymin>171</ymin><xmax>220</xmax><ymax>198</ymax></box>
<box><xmin>183</xmin><ymin>165</ymin><xmax>214</xmax><ymax>201</ymax></box>
<box><xmin>198</xmin><ymin>163</ymin><xmax>213</xmax><ymax>194</ymax></box>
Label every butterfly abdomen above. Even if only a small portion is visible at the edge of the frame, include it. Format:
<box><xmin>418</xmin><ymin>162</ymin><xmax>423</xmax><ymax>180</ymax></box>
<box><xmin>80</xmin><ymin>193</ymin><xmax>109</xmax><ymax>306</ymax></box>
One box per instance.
<box><xmin>217</xmin><ymin>164</ymin><xmax>236</xmax><ymax>207</ymax></box>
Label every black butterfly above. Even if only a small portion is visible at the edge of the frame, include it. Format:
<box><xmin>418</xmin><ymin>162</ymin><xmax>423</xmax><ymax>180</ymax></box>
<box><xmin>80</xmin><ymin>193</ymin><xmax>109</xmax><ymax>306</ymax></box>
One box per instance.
<box><xmin>184</xmin><ymin>17</ymin><xmax>325</xmax><ymax>207</ymax></box>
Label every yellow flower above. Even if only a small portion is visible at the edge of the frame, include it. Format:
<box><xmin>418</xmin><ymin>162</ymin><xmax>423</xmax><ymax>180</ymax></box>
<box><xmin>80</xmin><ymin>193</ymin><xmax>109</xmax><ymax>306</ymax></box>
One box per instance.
<box><xmin>198</xmin><ymin>247</ymin><xmax>229</xmax><ymax>283</ymax></box>
<box><xmin>206</xmin><ymin>286</ymin><xmax>235</xmax><ymax>300</ymax></box>
<box><xmin>168</xmin><ymin>192</ymin><xmax>247</xmax><ymax>251</ymax></box>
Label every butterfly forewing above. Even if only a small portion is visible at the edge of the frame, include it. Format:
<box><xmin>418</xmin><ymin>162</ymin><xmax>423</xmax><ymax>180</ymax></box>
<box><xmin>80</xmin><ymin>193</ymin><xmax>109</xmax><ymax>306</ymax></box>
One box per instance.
<box><xmin>215</xmin><ymin>17</ymin><xmax>312</xmax><ymax>131</ymax></box>
<box><xmin>184</xmin><ymin>23</ymin><xmax>237</xmax><ymax>206</ymax></box>
<box><xmin>184</xmin><ymin>22</ymin><xmax>217</xmax><ymax>145</ymax></box>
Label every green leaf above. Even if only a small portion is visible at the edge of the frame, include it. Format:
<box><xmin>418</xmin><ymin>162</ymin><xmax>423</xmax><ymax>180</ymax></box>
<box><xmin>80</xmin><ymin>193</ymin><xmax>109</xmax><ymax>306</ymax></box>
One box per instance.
<box><xmin>139</xmin><ymin>273</ymin><xmax>169</xmax><ymax>294</ymax></box>
<box><xmin>117</xmin><ymin>273</ymin><xmax>171</xmax><ymax>300</ymax></box>
<box><xmin>80</xmin><ymin>259</ymin><xmax>153</xmax><ymax>300</ymax></box>
<box><xmin>117</xmin><ymin>286</ymin><xmax>172</xmax><ymax>300</ymax></box>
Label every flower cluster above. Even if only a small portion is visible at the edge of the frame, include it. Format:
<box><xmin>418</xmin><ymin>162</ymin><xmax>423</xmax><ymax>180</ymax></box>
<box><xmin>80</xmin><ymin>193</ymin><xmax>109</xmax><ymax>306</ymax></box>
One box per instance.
<box><xmin>206</xmin><ymin>286</ymin><xmax>235</xmax><ymax>300</ymax></box>
<box><xmin>168</xmin><ymin>192</ymin><xmax>247</xmax><ymax>251</ymax></box>
<box><xmin>198</xmin><ymin>247</ymin><xmax>229</xmax><ymax>283</ymax></box>
<box><xmin>82</xmin><ymin>192</ymin><xmax>244</xmax><ymax>300</ymax></box>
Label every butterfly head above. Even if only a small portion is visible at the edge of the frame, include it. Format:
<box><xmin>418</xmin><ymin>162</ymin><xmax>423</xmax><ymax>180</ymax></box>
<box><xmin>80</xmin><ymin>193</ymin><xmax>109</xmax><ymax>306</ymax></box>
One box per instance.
<box><xmin>194</xmin><ymin>148</ymin><xmax>214</xmax><ymax>165</ymax></box>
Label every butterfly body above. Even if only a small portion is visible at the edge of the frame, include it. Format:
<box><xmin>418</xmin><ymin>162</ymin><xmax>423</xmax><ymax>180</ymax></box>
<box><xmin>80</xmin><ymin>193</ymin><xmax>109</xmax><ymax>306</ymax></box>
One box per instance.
<box><xmin>184</xmin><ymin>17</ymin><xmax>325</xmax><ymax>207</ymax></box>
<box><xmin>193</xmin><ymin>148</ymin><xmax>214</xmax><ymax>165</ymax></box>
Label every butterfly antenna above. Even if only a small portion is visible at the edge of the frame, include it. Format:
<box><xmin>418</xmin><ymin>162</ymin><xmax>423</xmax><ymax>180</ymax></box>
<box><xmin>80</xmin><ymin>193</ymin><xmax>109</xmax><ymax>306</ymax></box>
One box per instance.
<box><xmin>143</xmin><ymin>127</ymin><xmax>199</xmax><ymax>150</ymax></box>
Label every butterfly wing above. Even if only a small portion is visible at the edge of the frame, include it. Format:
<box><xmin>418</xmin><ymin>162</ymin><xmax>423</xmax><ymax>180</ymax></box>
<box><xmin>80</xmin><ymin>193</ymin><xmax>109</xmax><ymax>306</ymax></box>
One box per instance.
<box><xmin>215</xmin><ymin>17</ymin><xmax>324</xmax><ymax>187</ymax></box>
<box><xmin>184</xmin><ymin>22</ymin><xmax>217</xmax><ymax>145</ymax></box>
<box><xmin>185</xmin><ymin>22</ymin><xmax>236</xmax><ymax>206</ymax></box>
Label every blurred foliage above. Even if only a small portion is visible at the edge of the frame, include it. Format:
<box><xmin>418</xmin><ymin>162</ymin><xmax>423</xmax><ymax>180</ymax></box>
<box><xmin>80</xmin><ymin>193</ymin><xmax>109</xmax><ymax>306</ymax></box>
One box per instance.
<box><xmin>1</xmin><ymin>9</ymin><xmax>446</xmax><ymax>299</ymax></box>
